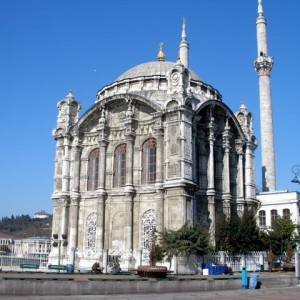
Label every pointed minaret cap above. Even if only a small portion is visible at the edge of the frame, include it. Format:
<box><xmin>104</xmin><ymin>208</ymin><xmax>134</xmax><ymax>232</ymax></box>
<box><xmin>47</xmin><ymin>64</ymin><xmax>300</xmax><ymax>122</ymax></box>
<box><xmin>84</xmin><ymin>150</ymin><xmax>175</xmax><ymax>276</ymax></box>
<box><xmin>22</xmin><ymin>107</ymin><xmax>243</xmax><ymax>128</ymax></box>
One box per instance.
<box><xmin>258</xmin><ymin>0</ymin><xmax>263</xmax><ymax>16</ymax></box>
<box><xmin>181</xmin><ymin>17</ymin><xmax>187</xmax><ymax>41</ymax></box>
<box><xmin>179</xmin><ymin>18</ymin><xmax>189</xmax><ymax>68</ymax></box>
<box><xmin>157</xmin><ymin>42</ymin><xmax>165</xmax><ymax>61</ymax></box>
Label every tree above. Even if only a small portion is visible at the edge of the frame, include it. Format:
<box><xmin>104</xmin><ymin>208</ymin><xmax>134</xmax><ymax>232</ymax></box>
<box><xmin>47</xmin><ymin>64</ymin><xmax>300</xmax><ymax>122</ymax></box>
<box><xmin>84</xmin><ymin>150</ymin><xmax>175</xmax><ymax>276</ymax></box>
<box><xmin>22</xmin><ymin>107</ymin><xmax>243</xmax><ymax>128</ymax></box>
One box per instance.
<box><xmin>159</xmin><ymin>223</ymin><xmax>210</xmax><ymax>268</ymax></box>
<box><xmin>283</xmin><ymin>241</ymin><xmax>294</xmax><ymax>263</ymax></box>
<box><xmin>264</xmin><ymin>215</ymin><xmax>295</xmax><ymax>255</ymax></box>
<box><xmin>148</xmin><ymin>231</ymin><xmax>165</xmax><ymax>266</ymax></box>
<box><xmin>215</xmin><ymin>209</ymin><xmax>265</xmax><ymax>254</ymax></box>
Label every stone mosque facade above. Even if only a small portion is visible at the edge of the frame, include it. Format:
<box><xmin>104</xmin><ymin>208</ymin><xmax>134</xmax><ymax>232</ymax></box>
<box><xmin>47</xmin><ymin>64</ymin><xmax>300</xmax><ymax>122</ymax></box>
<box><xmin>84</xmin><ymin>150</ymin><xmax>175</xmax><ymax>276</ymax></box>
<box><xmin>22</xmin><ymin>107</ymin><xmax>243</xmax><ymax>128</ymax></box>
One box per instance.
<box><xmin>49</xmin><ymin>21</ymin><xmax>258</xmax><ymax>269</ymax></box>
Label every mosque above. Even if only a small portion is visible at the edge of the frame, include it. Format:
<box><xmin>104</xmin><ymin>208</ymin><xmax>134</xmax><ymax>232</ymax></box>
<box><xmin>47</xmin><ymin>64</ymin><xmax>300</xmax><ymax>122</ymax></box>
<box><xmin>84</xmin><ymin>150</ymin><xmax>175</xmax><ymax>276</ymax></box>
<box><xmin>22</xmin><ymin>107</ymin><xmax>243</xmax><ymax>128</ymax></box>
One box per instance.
<box><xmin>49</xmin><ymin>1</ymin><xmax>298</xmax><ymax>270</ymax></box>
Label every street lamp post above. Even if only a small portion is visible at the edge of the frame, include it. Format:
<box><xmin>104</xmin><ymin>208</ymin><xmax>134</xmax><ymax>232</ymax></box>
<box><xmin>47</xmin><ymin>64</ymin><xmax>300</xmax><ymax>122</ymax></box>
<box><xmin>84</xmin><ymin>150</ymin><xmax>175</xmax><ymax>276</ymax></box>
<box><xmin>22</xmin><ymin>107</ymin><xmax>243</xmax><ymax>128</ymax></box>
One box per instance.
<box><xmin>291</xmin><ymin>165</ymin><xmax>300</xmax><ymax>185</ymax></box>
<box><xmin>52</xmin><ymin>234</ymin><xmax>68</xmax><ymax>266</ymax></box>
<box><xmin>291</xmin><ymin>165</ymin><xmax>300</xmax><ymax>285</ymax></box>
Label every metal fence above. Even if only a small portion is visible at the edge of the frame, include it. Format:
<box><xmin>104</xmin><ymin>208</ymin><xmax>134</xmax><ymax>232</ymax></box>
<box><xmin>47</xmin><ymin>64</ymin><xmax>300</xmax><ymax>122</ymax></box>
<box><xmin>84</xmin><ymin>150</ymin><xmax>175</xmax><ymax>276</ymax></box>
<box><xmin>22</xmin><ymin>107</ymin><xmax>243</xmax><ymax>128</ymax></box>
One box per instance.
<box><xmin>0</xmin><ymin>244</ymin><xmax>49</xmax><ymax>272</ymax></box>
<box><xmin>202</xmin><ymin>251</ymin><xmax>267</xmax><ymax>272</ymax></box>
<box><xmin>0</xmin><ymin>247</ymin><xmax>287</xmax><ymax>273</ymax></box>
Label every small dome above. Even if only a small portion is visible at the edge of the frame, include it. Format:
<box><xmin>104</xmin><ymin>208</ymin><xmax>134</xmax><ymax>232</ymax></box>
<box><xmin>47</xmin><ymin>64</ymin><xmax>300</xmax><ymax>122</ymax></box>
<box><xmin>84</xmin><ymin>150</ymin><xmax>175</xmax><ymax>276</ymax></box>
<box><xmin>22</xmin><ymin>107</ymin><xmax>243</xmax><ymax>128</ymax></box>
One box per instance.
<box><xmin>115</xmin><ymin>61</ymin><xmax>202</xmax><ymax>82</ymax></box>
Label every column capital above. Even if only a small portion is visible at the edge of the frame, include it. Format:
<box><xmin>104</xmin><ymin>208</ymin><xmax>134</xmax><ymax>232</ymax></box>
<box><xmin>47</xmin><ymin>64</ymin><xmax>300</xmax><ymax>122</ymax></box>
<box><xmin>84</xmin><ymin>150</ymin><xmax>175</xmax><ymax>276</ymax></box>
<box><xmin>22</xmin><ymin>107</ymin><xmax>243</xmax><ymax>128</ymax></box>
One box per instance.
<box><xmin>154</xmin><ymin>126</ymin><xmax>164</xmax><ymax>137</ymax></box>
<box><xmin>124</xmin><ymin>131</ymin><xmax>136</xmax><ymax>141</ymax></box>
<box><xmin>70</xmin><ymin>194</ymin><xmax>80</xmax><ymax>202</ymax></box>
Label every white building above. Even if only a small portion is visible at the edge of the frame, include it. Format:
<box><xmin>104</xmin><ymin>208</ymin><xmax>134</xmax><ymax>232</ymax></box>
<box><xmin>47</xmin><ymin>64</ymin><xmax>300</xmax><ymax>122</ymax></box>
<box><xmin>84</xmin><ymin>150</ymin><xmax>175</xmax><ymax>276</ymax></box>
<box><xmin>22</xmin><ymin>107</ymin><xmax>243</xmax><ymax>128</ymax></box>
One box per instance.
<box><xmin>257</xmin><ymin>191</ymin><xmax>300</xmax><ymax>235</ymax></box>
<box><xmin>13</xmin><ymin>236</ymin><xmax>51</xmax><ymax>260</ymax></box>
<box><xmin>33</xmin><ymin>210</ymin><xmax>51</xmax><ymax>219</ymax></box>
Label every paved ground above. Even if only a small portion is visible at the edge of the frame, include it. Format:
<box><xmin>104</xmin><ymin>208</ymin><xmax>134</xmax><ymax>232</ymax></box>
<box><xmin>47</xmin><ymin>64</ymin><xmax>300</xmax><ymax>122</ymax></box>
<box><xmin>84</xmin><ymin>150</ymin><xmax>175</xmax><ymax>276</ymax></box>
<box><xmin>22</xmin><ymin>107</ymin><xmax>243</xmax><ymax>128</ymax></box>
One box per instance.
<box><xmin>0</xmin><ymin>271</ymin><xmax>298</xmax><ymax>299</ymax></box>
<box><xmin>0</xmin><ymin>286</ymin><xmax>299</xmax><ymax>300</ymax></box>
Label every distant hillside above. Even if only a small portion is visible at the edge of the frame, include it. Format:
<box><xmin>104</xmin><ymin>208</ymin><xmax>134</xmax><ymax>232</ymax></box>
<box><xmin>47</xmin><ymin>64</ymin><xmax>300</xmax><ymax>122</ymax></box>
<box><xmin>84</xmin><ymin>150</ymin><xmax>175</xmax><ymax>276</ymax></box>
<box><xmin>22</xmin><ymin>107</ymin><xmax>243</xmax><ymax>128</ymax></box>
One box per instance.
<box><xmin>0</xmin><ymin>214</ymin><xmax>52</xmax><ymax>239</ymax></box>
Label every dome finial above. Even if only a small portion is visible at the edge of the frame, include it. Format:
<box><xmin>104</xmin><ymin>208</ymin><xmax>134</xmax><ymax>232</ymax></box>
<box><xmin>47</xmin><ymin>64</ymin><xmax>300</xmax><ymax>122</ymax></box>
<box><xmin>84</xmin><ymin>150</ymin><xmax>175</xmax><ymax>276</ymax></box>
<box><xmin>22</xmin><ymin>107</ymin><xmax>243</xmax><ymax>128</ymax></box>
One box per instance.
<box><xmin>67</xmin><ymin>87</ymin><xmax>73</xmax><ymax>98</ymax></box>
<box><xmin>157</xmin><ymin>42</ymin><xmax>165</xmax><ymax>61</ymax></box>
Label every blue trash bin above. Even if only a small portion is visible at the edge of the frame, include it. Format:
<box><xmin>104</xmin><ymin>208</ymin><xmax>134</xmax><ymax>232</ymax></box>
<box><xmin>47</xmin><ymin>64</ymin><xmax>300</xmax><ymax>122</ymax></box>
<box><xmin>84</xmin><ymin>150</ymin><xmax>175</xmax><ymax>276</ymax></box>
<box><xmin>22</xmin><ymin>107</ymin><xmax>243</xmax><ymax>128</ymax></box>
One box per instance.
<box><xmin>249</xmin><ymin>273</ymin><xmax>259</xmax><ymax>289</ymax></box>
<box><xmin>241</xmin><ymin>266</ymin><xmax>248</xmax><ymax>289</ymax></box>
<box><xmin>66</xmin><ymin>264</ymin><xmax>74</xmax><ymax>273</ymax></box>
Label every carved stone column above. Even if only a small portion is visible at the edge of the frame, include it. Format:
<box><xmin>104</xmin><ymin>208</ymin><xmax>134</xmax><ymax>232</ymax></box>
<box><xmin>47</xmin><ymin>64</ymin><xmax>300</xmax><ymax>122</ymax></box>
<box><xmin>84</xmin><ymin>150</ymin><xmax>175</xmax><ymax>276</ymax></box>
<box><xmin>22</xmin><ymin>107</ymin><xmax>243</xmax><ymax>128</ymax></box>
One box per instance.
<box><xmin>72</xmin><ymin>140</ymin><xmax>82</xmax><ymax>194</ymax></box>
<box><xmin>154</xmin><ymin>125</ymin><xmax>164</xmax><ymax>233</ymax></box>
<box><xmin>123</xmin><ymin>100</ymin><xmax>135</xmax><ymax>261</ymax></box>
<box><xmin>69</xmin><ymin>139</ymin><xmax>81</xmax><ymax>260</ymax></box>
<box><xmin>124</xmin><ymin>193</ymin><xmax>133</xmax><ymax>257</ymax></box>
<box><xmin>96</xmin><ymin>195</ymin><xmax>105</xmax><ymax>251</ymax></box>
<box><xmin>125</xmin><ymin>133</ymin><xmax>134</xmax><ymax>189</ymax></box>
<box><xmin>207</xmin><ymin>114</ymin><xmax>217</xmax><ymax>244</ymax></box>
<box><xmin>62</xmin><ymin>137</ymin><xmax>71</xmax><ymax>193</ymax></box>
<box><xmin>235</xmin><ymin>139</ymin><xmax>245</xmax><ymax>208</ymax></box>
<box><xmin>60</xmin><ymin>197</ymin><xmax>69</xmax><ymax>257</ymax></box>
<box><xmin>222</xmin><ymin>120</ymin><xmax>232</xmax><ymax>217</ymax></box>
<box><xmin>69</xmin><ymin>197</ymin><xmax>79</xmax><ymax>264</ymax></box>
<box><xmin>245</xmin><ymin>142</ymin><xmax>256</xmax><ymax>203</ymax></box>
<box><xmin>96</xmin><ymin>106</ymin><xmax>108</xmax><ymax>253</ymax></box>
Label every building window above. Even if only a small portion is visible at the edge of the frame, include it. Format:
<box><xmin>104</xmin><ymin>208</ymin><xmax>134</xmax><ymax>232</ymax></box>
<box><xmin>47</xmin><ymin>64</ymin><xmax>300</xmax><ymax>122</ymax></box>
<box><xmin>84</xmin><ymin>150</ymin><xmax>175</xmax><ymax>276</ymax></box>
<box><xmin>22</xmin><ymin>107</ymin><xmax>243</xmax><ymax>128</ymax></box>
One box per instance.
<box><xmin>87</xmin><ymin>149</ymin><xmax>99</xmax><ymax>190</ymax></box>
<box><xmin>259</xmin><ymin>210</ymin><xmax>266</xmax><ymax>226</ymax></box>
<box><xmin>141</xmin><ymin>209</ymin><xmax>156</xmax><ymax>260</ymax></box>
<box><xmin>142</xmin><ymin>138</ymin><xmax>156</xmax><ymax>184</ymax></box>
<box><xmin>283</xmin><ymin>208</ymin><xmax>291</xmax><ymax>218</ymax></box>
<box><xmin>113</xmin><ymin>144</ymin><xmax>126</xmax><ymax>187</ymax></box>
<box><xmin>271</xmin><ymin>209</ymin><xmax>278</xmax><ymax>223</ymax></box>
<box><xmin>85</xmin><ymin>212</ymin><xmax>97</xmax><ymax>251</ymax></box>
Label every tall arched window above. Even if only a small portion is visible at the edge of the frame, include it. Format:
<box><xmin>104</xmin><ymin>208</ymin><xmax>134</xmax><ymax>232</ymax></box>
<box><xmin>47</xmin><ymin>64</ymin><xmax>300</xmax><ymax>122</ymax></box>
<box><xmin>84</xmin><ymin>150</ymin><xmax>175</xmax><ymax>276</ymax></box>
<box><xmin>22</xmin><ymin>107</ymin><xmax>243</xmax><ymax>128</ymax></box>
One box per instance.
<box><xmin>85</xmin><ymin>212</ymin><xmax>97</xmax><ymax>251</ymax></box>
<box><xmin>87</xmin><ymin>149</ymin><xmax>99</xmax><ymax>190</ymax></box>
<box><xmin>141</xmin><ymin>209</ymin><xmax>156</xmax><ymax>259</ymax></box>
<box><xmin>259</xmin><ymin>210</ymin><xmax>266</xmax><ymax>226</ymax></box>
<box><xmin>142</xmin><ymin>138</ymin><xmax>156</xmax><ymax>184</ymax></box>
<box><xmin>113</xmin><ymin>144</ymin><xmax>127</xmax><ymax>187</ymax></box>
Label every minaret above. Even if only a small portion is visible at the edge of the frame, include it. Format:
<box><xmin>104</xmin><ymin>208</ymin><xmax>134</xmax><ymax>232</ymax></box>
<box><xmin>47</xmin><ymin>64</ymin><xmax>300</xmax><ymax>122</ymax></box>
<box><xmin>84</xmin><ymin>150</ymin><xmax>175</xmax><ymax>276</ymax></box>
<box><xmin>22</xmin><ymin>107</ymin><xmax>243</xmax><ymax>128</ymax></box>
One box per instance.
<box><xmin>179</xmin><ymin>18</ymin><xmax>189</xmax><ymax>68</ymax></box>
<box><xmin>254</xmin><ymin>0</ymin><xmax>276</xmax><ymax>192</ymax></box>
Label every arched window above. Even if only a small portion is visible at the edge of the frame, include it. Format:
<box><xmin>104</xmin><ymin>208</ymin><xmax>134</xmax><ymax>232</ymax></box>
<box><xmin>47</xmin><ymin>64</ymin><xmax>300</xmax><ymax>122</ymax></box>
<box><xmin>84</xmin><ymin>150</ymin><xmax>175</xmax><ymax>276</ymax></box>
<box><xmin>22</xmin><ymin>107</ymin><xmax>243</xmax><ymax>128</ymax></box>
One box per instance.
<box><xmin>271</xmin><ymin>209</ymin><xmax>278</xmax><ymax>223</ymax></box>
<box><xmin>283</xmin><ymin>208</ymin><xmax>291</xmax><ymax>218</ymax></box>
<box><xmin>141</xmin><ymin>209</ymin><xmax>156</xmax><ymax>260</ymax></box>
<box><xmin>259</xmin><ymin>210</ymin><xmax>266</xmax><ymax>226</ymax></box>
<box><xmin>113</xmin><ymin>144</ymin><xmax>127</xmax><ymax>187</ymax></box>
<box><xmin>85</xmin><ymin>212</ymin><xmax>97</xmax><ymax>251</ymax></box>
<box><xmin>142</xmin><ymin>138</ymin><xmax>156</xmax><ymax>184</ymax></box>
<box><xmin>87</xmin><ymin>149</ymin><xmax>99</xmax><ymax>191</ymax></box>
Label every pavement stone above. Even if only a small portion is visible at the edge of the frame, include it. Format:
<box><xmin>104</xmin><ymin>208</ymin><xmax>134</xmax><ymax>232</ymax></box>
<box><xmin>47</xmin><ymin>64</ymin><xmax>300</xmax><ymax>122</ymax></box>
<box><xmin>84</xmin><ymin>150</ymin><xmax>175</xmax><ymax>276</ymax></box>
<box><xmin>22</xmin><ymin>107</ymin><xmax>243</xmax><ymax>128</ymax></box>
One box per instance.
<box><xmin>0</xmin><ymin>287</ymin><xmax>300</xmax><ymax>300</ymax></box>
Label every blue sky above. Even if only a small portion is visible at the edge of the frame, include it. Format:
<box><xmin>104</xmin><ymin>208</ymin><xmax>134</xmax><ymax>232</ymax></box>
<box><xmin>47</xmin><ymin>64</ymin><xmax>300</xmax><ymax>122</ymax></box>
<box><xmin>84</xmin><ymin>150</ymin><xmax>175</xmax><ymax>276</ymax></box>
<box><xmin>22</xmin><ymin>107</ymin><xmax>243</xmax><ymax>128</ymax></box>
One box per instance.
<box><xmin>0</xmin><ymin>0</ymin><xmax>299</xmax><ymax>218</ymax></box>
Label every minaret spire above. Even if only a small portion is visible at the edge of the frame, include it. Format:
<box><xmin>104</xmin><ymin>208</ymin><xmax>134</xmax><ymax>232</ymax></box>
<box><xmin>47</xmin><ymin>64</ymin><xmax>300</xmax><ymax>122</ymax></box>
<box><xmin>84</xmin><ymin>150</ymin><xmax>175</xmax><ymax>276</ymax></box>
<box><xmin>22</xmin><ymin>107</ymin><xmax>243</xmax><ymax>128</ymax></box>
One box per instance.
<box><xmin>254</xmin><ymin>0</ymin><xmax>276</xmax><ymax>192</ymax></box>
<box><xmin>179</xmin><ymin>18</ymin><xmax>189</xmax><ymax>68</ymax></box>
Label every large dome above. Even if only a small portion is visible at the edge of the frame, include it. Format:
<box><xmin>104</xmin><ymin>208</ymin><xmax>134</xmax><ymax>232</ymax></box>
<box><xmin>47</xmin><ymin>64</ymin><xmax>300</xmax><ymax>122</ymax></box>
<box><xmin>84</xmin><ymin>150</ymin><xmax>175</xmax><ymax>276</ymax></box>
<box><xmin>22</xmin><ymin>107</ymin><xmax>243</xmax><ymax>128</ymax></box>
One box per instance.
<box><xmin>96</xmin><ymin>60</ymin><xmax>220</xmax><ymax>104</ymax></box>
<box><xmin>115</xmin><ymin>61</ymin><xmax>202</xmax><ymax>82</ymax></box>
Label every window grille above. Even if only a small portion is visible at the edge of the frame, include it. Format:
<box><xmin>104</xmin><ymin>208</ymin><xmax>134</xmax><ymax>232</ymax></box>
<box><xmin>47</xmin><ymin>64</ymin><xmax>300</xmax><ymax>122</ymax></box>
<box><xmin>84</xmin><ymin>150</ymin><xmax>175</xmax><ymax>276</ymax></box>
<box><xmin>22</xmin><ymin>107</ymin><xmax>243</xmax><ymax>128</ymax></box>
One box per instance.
<box><xmin>141</xmin><ymin>209</ymin><xmax>156</xmax><ymax>259</ymax></box>
<box><xmin>85</xmin><ymin>212</ymin><xmax>97</xmax><ymax>251</ymax></box>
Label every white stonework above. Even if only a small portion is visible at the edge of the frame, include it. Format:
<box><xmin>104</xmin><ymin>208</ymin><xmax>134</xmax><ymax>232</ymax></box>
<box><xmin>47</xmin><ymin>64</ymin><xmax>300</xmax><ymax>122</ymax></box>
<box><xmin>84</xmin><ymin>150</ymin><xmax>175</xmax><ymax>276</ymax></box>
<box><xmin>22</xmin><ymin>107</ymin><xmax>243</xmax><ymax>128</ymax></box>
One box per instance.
<box><xmin>49</xmin><ymin>23</ymin><xmax>258</xmax><ymax>270</ymax></box>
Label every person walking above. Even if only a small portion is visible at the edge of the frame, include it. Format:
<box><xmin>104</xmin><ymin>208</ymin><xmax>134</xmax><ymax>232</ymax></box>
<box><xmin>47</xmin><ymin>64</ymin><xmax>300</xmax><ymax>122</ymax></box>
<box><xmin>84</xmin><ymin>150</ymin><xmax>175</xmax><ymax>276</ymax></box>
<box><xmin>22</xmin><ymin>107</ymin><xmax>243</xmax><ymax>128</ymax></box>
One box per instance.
<box><xmin>266</xmin><ymin>250</ymin><xmax>275</xmax><ymax>272</ymax></box>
